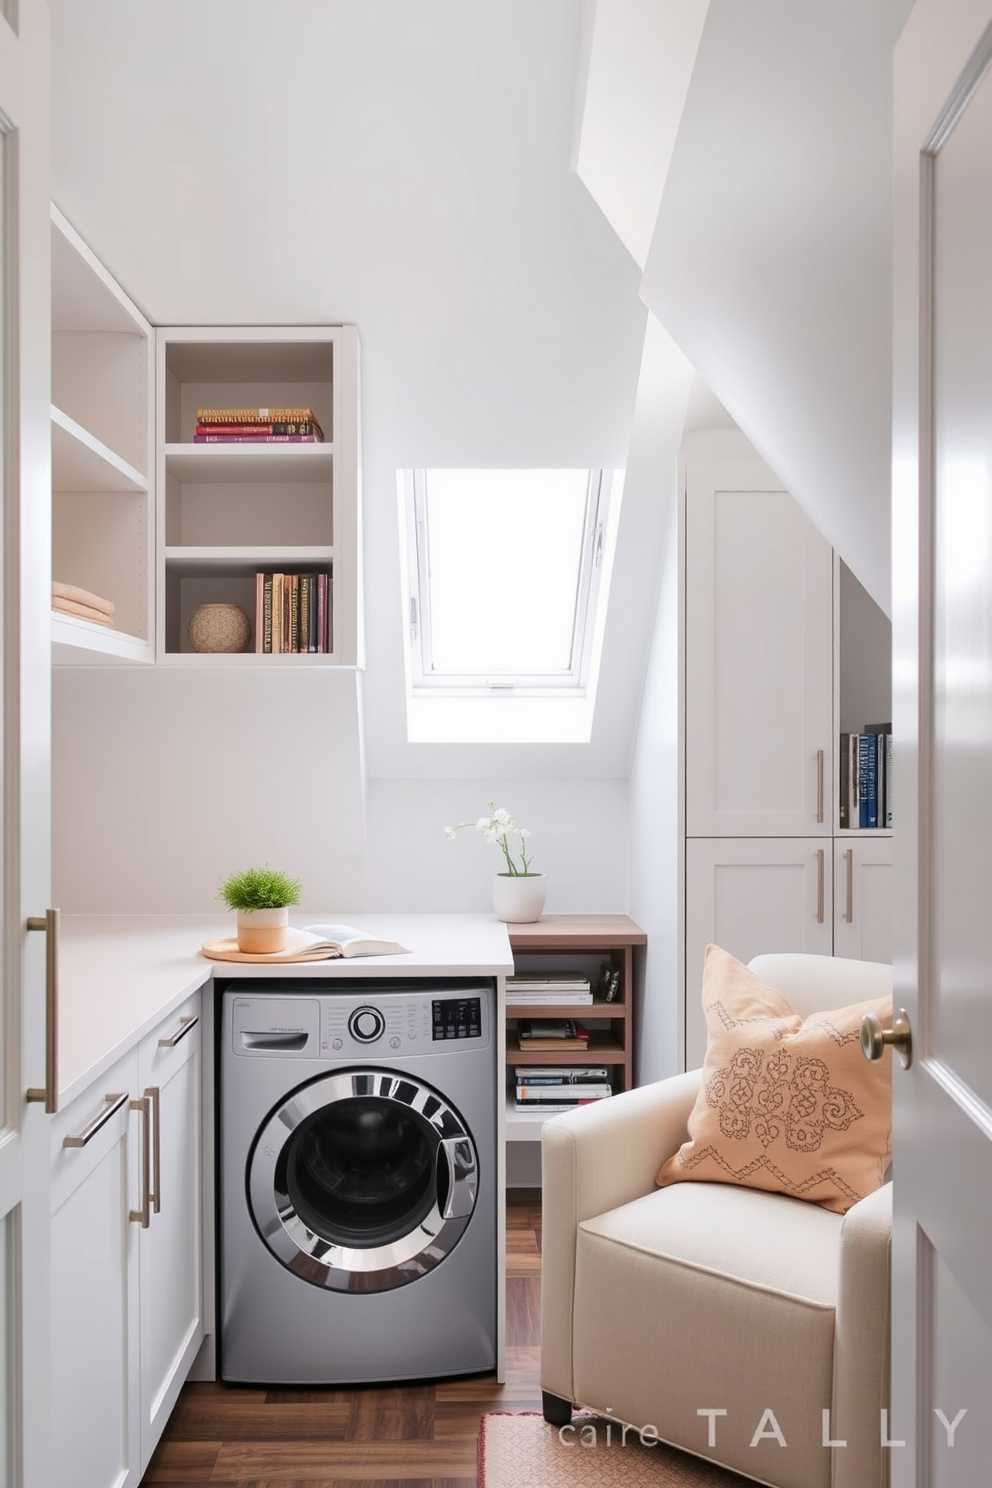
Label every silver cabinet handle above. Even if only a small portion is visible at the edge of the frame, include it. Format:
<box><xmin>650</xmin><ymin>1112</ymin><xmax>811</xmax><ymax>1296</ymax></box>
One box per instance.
<box><xmin>845</xmin><ymin>848</ymin><xmax>854</xmax><ymax>923</ymax></box>
<box><xmin>147</xmin><ymin>1086</ymin><xmax>162</xmax><ymax>1214</ymax></box>
<box><xmin>63</xmin><ymin>1092</ymin><xmax>128</xmax><ymax>1149</ymax></box>
<box><xmin>130</xmin><ymin>1095</ymin><xmax>151</xmax><ymax>1228</ymax></box>
<box><xmin>816</xmin><ymin>749</ymin><xmax>825</xmax><ymax>824</ymax></box>
<box><xmin>158</xmin><ymin>1013</ymin><xmax>198</xmax><ymax>1049</ymax></box>
<box><xmin>26</xmin><ymin>908</ymin><xmax>60</xmax><ymax>1113</ymax></box>
<box><xmin>816</xmin><ymin>849</ymin><xmax>825</xmax><ymax>924</ymax></box>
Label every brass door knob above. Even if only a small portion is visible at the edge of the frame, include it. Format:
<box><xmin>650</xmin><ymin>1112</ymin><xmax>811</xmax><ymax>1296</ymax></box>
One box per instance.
<box><xmin>861</xmin><ymin>1008</ymin><xmax>913</xmax><ymax>1070</ymax></box>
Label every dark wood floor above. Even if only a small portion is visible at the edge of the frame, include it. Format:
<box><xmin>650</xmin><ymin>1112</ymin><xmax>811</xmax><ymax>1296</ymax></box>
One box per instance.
<box><xmin>142</xmin><ymin>1190</ymin><xmax>544</xmax><ymax>1487</ymax></box>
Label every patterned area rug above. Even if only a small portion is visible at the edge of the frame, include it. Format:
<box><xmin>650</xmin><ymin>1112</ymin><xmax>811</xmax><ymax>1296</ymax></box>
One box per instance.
<box><xmin>478</xmin><ymin>1411</ymin><xmax>758</xmax><ymax>1488</ymax></box>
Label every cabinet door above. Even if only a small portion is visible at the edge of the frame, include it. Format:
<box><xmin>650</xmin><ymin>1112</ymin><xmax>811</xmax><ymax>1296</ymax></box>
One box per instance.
<box><xmin>684</xmin><ymin>838</ymin><xmax>834</xmax><ymax>1068</ymax></box>
<box><xmin>832</xmin><ymin>836</ymin><xmax>894</xmax><ymax>962</ymax></box>
<box><xmin>50</xmin><ymin>1055</ymin><xmax>140</xmax><ymax>1488</ymax></box>
<box><xmin>684</xmin><ymin>459</ymin><xmax>834</xmax><ymax>837</ymax></box>
<box><xmin>137</xmin><ymin>999</ymin><xmax>203</xmax><ymax>1474</ymax></box>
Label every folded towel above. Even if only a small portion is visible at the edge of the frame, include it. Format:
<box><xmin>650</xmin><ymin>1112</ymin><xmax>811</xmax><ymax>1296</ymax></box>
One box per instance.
<box><xmin>51</xmin><ymin>581</ymin><xmax>115</xmax><ymax>617</ymax></box>
<box><xmin>52</xmin><ymin>596</ymin><xmax>114</xmax><ymax>627</ymax></box>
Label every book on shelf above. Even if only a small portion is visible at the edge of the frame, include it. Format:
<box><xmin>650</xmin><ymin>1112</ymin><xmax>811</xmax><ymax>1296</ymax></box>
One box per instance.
<box><xmin>254</xmin><ymin>571</ymin><xmax>331</xmax><ymax>654</ymax></box>
<box><xmin>514</xmin><ymin>1083</ymin><xmax>612</xmax><ymax>1101</ymax></box>
<box><xmin>512</xmin><ymin>1097</ymin><xmax>610</xmax><ymax>1113</ymax></box>
<box><xmin>885</xmin><ymin>733</ymin><xmax>893</xmax><ymax>827</ymax></box>
<box><xmin>516</xmin><ymin>1019</ymin><xmax>589</xmax><ymax>1051</ymax></box>
<box><xmin>839</xmin><ymin>732</ymin><xmax>851</xmax><ymax>829</ymax></box>
<box><xmin>271</xmin><ymin>574</ymin><xmax>284</xmax><ymax>655</ymax></box>
<box><xmin>196</xmin><ymin>406</ymin><xmax>325</xmax><ymax>437</ymax></box>
<box><xmin>514</xmin><ymin>1066</ymin><xmax>610</xmax><ymax>1084</ymax></box>
<box><xmin>192</xmin><ymin>432</ymin><xmax>321</xmax><ymax>444</ymax></box>
<box><xmin>506</xmin><ymin>973</ymin><xmax>592</xmax><ymax>1004</ymax></box>
<box><xmin>597</xmin><ymin>963</ymin><xmax>621</xmax><ymax>1002</ymax></box>
<box><xmin>195</xmin><ymin>420</ymin><xmax>323</xmax><ymax>439</ymax></box>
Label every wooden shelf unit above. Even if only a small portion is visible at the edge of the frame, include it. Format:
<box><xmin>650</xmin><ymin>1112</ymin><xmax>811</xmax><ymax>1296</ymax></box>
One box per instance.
<box><xmin>156</xmin><ymin>326</ymin><xmax>361</xmax><ymax>664</ymax></box>
<box><xmin>505</xmin><ymin>914</ymin><xmax>645</xmax><ymax>1141</ymax></box>
<box><xmin>51</xmin><ymin>206</ymin><xmax>155</xmax><ymax>664</ymax></box>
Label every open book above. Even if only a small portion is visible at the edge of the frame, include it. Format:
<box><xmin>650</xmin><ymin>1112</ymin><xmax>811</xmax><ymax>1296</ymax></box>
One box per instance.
<box><xmin>298</xmin><ymin>923</ymin><xmax>412</xmax><ymax>958</ymax></box>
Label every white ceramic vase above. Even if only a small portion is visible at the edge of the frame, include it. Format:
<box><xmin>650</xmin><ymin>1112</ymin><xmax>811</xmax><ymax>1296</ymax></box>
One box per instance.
<box><xmin>492</xmin><ymin>872</ymin><xmax>546</xmax><ymax>924</ymax></box>
<box><xmin>236</xmin><ymin>905</ymin><xmax>290</xmax><ymax>953</ymax></box>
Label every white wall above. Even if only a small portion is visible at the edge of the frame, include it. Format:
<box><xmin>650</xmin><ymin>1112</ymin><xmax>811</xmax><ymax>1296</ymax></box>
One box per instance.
<box><xmin>364</xmin><ymin>778</ymin><xmax>628</xmax><ymax>913</ymax></box>
<box><xmin>53</xmin><ymin>666</ymin><xmax>367</xmax><ymax>913</ymax></box>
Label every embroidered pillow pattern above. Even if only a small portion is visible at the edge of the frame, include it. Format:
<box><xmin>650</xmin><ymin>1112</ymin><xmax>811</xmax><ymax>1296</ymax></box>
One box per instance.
<box><xmin>656</xmin><ymin>945</ymin><xmax>893</xmax><ymax>1214</ymax></box>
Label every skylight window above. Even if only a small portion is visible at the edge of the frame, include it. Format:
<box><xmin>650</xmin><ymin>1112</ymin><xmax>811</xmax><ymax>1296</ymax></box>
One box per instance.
<box><xmin>403</xmin><ymin>468</ymin><xmax>611</xmax><ymax>695</ymax></box>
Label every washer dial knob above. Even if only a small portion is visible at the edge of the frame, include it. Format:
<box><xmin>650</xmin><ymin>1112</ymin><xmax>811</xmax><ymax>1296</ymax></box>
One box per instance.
<box><xmin>349</xmin><ymin>1005</ymin><xmax>385</xmax><ymax>1043</ymax></box>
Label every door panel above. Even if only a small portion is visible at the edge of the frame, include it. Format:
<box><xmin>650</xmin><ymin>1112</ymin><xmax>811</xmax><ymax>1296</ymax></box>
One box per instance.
<box><xmin>0</xmin><ymin>6</ymin><xmax>53</xmax><ymax>1486</ymax></box>
<box><xmin>684</xmin><ymin>838</ymin><xmax>833</xmax><ymax>1067</ymax></box>
<box><xmin>833</xmin><ymin>837</ymin><xmax>893</xmax><ymax>962</ymax></box>
<box><xmin>684</xmin><ymin>460</ymin><xmax>834</xmax><ymax>838</ymax></box>
<box><xmin>892</xmin><ymin>3</ymin><xmax>992</xmax><ymax>1481</ymax></box>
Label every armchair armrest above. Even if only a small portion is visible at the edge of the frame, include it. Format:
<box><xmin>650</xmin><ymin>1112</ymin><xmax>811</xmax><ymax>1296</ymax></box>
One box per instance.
<box><xmin>540</xmin><ymin>1070</ymin><xmax>701</xmax><ymax>1405</ymax></box>
<box><xmin>833</xmin><ymin>1181</ymin><xmax>892</xmax><ymax>1488</ymax></box>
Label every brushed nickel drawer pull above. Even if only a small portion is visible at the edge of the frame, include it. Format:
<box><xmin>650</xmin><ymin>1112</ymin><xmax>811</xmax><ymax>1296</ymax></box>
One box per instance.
<box><xmin>148</xmin><ymin>1086</ymin><xmax>161</xmax><ymax>1214</ymax></box>
<box><xmin>130</xmin><ymin>1096</ymin><xmax>151</xmax><ymax>1228</ymax></box>
<box><xmin>26</xmin><ymin>909</ymin><xmax>60</xmax><ymax>1113</ymax></box>
<box><xmin>158</xmin><ymin>1013</ymin><xmax>199</xmax><ymax>1049</ymax></box>
<box><xmin>63</xmin><ymin>1092</ymin><xmax>128</xmax><ymax>1149</ymax></box>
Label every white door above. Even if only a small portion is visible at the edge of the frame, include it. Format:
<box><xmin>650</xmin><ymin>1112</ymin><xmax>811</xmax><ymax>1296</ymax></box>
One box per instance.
<box><xmin>683</xmin><ymin>837</ymin><xmax>833</xmax><ymax>1067</ymax></box>
<box><xmin>683</xmin><ymin>447</ymin><xmax>834</xmax><ymax>839</ymax></box>
<box><xmin>0</xmin><ymin>5</ymin><xmax>52</xmax><ymax>1487</ymax></box>
<box><xmin>891</xmin><ymin>3</ymin><xmax>992</xmax><ymax>1482</ymax></box>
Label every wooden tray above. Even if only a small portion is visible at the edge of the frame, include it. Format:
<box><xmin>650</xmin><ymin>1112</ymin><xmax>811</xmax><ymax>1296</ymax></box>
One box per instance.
<box><xmin>200</xmin><ymin>935</ymin><xmax>337</xmax><ymax>965</ymax></box>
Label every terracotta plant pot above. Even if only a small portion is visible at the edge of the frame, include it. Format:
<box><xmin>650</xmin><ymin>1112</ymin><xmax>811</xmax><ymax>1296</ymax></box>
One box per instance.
<box><xmin>236</xmin><ymin>906</ymin><xmax>290</xmax><ymax>953</ymax></box>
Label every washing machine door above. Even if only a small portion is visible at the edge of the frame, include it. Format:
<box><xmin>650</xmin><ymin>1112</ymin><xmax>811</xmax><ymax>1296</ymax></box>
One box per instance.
<box><xmin>247</xmin><ymin>1068</ymin><xmax>479</xmax><ymax>1292</ymax></box>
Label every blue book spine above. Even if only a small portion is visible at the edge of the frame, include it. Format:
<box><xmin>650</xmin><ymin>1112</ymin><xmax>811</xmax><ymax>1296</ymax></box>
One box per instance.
<box><xmin>865</xmin><ymin>733</ymin><xmax>878</xmax><ymax>828</ymax></box>
<box><xmin>885</xmin><ymin>733</ymin><xmax>893</xmax><ymax>827</ymax></box>
<box><xmin>858</xmin><ymin>734</ymin><xmax>872</xmax><ymax>828</ymax></box>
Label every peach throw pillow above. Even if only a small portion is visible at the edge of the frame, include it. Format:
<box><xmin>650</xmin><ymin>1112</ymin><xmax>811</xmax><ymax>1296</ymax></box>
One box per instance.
<box><xmin>657</xmin><ymin>944</ymin><xmax>893</xmax><ymax>1214</ymax></box>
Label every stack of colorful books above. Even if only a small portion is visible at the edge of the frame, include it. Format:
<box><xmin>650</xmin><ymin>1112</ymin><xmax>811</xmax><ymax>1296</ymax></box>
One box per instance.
<box><xmin>516</xmin><ymin>1018</ymin><xmax>589</xmax><ymax>1050</ymax></box>
<box><xmin>193</xmin><ymin>407</ymin><xmax>325</xmax><ymax>443</ymax></box>
<box><xmin>513</xmin><ymin>1066</ymin><xmax>613</xmax><ymax>1114</ymax></box>
<box><xmin>256</xmin><ymin>572</ymin><xmax>331</xmax><ymax>653</ymax></box>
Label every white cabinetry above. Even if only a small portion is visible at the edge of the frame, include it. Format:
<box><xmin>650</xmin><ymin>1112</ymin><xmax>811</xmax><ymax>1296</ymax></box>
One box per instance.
<box><xmin>680</xmin><ymin>436</ymin><xmax>893</xmax><ymax>1066</ymax></box>
<box><xmin>49</xmin><ymin>996</ymin><xmax>203</xmax><ymax>1488</ymax></box>
<box><xmin>51</xmin><ymin>206</ymin><xmax>154</xmax><ymax>664</ymax></box>
<box><xmin>156</xmin><ymin>326</ymin><xmax>361</xmax><ymax>664</ymax></box>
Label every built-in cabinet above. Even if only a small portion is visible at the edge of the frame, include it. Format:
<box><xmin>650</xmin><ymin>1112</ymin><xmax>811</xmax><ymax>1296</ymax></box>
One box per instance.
<box><xmin>504</xmin><ymin>915</ymin><xmax>644</xmax><ymax>1144</ymax></box>
<box><xmin>51</xmin><ymin>206</ymin><xmax>155</xmax><ymax>664</ymax></box>
<box><xmin>49</xmin><ymin>996</ymin><xmax>203</xmax><ymax>1488</ymax></box>
<box><xmin>680</xmin><ymin>437</ymin><xmax>893</xmax><ymax>1067</ymax></box>
<box><xmin>157</xmin><ymin>326</ymin><xmax>361</xmax><ymax>663</ymax></box>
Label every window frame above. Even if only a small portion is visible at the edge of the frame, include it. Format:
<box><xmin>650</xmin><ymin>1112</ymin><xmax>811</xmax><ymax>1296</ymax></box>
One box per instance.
<box><xmin>403</xmin><ymin>468</ymin><xmax>610</xmax><ymax>697</ymax></box>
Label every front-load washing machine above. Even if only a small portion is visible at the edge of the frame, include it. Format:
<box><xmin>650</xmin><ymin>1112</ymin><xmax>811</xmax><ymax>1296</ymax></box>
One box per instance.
<box><xmin>219</xmin><ymin>977</ymin><xmax>497</xmax><ymax>1384</ymax></box>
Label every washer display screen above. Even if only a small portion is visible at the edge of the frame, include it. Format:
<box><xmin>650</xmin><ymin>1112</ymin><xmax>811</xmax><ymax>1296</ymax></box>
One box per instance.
<box><xmin>432</xmin><ymin>997</ymin><xmax>481</xmax><ymax>1040</ymax></box>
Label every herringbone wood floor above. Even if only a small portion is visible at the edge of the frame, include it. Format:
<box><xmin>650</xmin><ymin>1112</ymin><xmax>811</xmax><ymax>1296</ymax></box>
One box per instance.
<box><xmin>142</xmin><ymin>1190</ymin><xmax>544</xmax><ymax>1487</ymax></box>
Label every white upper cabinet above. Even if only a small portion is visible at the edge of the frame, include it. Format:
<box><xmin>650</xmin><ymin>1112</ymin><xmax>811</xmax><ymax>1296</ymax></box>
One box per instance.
<box><xmin>684</xmin><ymin>451</ymin><xmax>834</xmax><ymax>837</ymax></box>
<box><xmin>156</xmin><ymin>326</ymin><xmax>361</xmax><ymax>665</ymax></box>
<box><xmin>50</xmin><ymin>206</ymin><xmax>155</xmax><ymax>664</ymax></box>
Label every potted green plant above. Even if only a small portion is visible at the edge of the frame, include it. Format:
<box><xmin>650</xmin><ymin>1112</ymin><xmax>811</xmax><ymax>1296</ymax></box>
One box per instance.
<box><xmin>445</xmin><ymin>801</ymin><xmax>545</xmax><ymax>923</ymax></box>
<box><xmin>219</xmin><ymin>866</ymin><xmax>302</xmax><ymax>953</ymax></box>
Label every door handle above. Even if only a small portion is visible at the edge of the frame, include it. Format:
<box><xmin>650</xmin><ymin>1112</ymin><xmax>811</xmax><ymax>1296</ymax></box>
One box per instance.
<box><xmin>147</xmin><ymin>1086</ymin><xmax>161</xmax><ymax>1214</ymax></box>
<box><xmin>844</xmin><ymin>848</ymin><xmax>854</xmax><ymax>923</ymax></box>
<box><xmin>438</xmin><ymin>1136</ymin><xmax>477</xmax><ymax>1220</ymax></box>
<box><xmin>130</xmin><ymin>1095</ymin><xmax>152</xmax><ymax>1227</ymax></box>
<box><xmin>861</xmin><ymin>1009</ymin><xmax>913</xmax><ymax>1070</ymax></box>
<box><xmin>26</xmin><ymin>908</ymin><xmax>60</xmax><ymax>1113</ymax></box>
<box><xmin>158</xmin><ymin>1013</ymin><xmax>199</xmax><ymax>1048</ymax></box>
<box><xmin>63</xmin><ymin>1092</ymin><xmax>128</xmax><ymax>1149</ymax></box>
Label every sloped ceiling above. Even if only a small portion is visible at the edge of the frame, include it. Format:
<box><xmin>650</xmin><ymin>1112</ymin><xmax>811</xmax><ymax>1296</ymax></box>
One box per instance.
<box><xmin>640</xmin><ymin>0</ymin><xmax>915</xmax><ymax>614</ymax></box>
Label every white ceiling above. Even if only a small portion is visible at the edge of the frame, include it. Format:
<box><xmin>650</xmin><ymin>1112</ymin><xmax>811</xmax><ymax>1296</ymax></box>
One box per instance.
<box><xmin>50</xmin><ymin>0</ymin><xmax>912</xmax><ymax>774</ymax></box>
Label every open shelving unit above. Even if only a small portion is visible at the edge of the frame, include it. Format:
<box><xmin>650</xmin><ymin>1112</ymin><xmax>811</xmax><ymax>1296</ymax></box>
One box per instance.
<box><xmin>504</xmin><ymin>914</ymin><xmax>645</xmax><ymax>1142</ymax></box>
<box><xmin>51</xmin><ymin>205</ymin><xmax>155</xmax><ymax>665</ymax></box>
<box><xmin>156</xmin><ymin>327</ymin><xmax>361</xmax><ymax>664</ymax></box>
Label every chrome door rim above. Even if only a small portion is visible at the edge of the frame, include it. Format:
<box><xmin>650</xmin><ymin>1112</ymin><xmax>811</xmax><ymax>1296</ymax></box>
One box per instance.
<box><xmin>247</xmin><ymin>1068</ymin><xmax>479</xmax><ymax>1291</ymax></box>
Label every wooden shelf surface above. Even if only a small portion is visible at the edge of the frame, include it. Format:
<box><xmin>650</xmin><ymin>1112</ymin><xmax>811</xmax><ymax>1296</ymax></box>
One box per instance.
<box><xmin>511</xmin><ymin>1032</ymin><xmax>626</xmax><ymax>1064</ymax></box>
<box><xmin>506</xmin><ymin>1000</ymin><xmax>626</xmax><ymax>1019</ymax></box>
<box><xmin>507</xmin><ymin>913</ymin><xmax>646</xmax><ymax>949</ymax></box>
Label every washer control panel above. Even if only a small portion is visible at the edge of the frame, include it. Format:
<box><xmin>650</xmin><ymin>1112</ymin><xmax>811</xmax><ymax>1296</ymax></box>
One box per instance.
<box><xmin>432</xmin><ymin>996</ymin><xmax>482</xmax><ymax>1041</ymax></box>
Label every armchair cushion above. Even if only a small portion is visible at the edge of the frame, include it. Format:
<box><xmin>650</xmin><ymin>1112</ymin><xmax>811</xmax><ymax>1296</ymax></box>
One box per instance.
<box><xmin>657</xmin><ymin>944</ymin><xmax>892</xmax><ymax>1213</ymax></box>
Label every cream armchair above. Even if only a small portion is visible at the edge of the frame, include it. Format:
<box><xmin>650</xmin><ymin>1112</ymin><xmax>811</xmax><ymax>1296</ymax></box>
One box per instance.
<box><xmin>540</xmin><ymin>953</ymin><xmax>892</xmax><ymax>1488</ymax></box>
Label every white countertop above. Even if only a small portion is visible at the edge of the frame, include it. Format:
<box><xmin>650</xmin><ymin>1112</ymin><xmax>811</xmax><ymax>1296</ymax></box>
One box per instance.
<box><xmin>58</xmin><ymin>913</ymin><xmax>513</xmax><ymax>1108</ymax></box>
